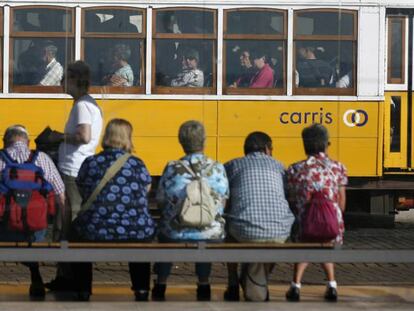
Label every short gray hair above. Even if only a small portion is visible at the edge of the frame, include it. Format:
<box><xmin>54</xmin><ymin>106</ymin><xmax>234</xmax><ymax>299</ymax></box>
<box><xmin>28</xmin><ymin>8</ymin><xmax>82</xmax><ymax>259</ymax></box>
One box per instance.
<box><xmin>178</xmin><ymin>120</ymin><xmax>206</xmax><ymax>154</ymax></box>
<box><xmin>3</xmin><ymin>125</ymin><xmax>29</xmax><ymax>147</ymax></box>
<box><xmin>44</xmin><ymin>44</ymin><xmax>58</xmax><ymax>58</ymax></box>
<box><xmin>302</xmin><ymin>124</ymin><xmax>329</xmax><ymax>155</ymax></box>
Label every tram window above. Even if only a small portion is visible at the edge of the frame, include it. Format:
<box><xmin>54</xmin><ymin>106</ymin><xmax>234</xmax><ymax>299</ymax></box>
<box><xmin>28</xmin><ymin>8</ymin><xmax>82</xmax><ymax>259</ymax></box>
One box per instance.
<box><xmin>153</xmin><ymin>8</ymin><xmax>217</xmax><ymax>94</ymax></box>
<box><xmin>388</xmin><ymin>17</ymin><xmax>405</xmax><ymax>84</ymax></box>
<box><xmin>390</xmin><ymin>96</ymin><xmax>402</xmax><ymax>153</ymax></box>
<box><xmin>156</xmin><ymin>10</ymin><xmax>214</xmax><ymax>34</ymax></box>
<box><xmin>83</xmin><ymin>7</ymin><xmax>145</xmax><ymax>94</ymax></box>
<box><xmin>293</xmin><ymin>10</ymin><xmax>357</xmax><ymax>96</ymax></box>
<box><xmin>10</xmin><ymin>7</ymin><xmax>74</xmax><ymax>93</ymax></box>
<box><xmin>0</xmin><ymin>9</ymin><xmax>3</xmax><ymax>92</ymax></box>
<box><xmin>224</xmin><ymin>9</ymin><xmax>286</xmax><ymax>95</ymax></box>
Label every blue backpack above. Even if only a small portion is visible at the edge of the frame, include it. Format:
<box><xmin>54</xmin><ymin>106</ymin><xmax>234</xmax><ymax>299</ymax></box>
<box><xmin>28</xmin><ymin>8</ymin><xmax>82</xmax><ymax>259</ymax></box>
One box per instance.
<box><xmin>0</xmin><ymin>150</ymin><xmax>55</xmax><ymax>232</ymax></box>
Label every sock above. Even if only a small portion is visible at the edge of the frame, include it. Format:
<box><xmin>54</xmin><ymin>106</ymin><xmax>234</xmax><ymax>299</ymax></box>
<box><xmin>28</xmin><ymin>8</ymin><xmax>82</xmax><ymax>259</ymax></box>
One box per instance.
<box><xmin>328</xmin><ymin>281</ymin><xmax>337</xmax><ymax>289</ymax></box>
<box><xmin>291</xmin><ymin>281</ymin><xmax>301</xmax><ymax>289</ymax></box>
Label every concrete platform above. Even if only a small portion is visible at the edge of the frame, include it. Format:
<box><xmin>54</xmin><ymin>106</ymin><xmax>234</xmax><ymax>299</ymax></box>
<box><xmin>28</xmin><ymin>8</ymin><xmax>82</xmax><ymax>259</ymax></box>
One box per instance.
<box><xmin>0</xmin><ymin>285</ymin><xmax>412</xmax><ymax>310</ymax></box>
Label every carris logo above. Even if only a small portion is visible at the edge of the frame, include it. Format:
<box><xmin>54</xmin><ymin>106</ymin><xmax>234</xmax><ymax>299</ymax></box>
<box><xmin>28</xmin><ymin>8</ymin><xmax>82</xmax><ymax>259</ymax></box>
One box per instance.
<box><xmin>343</xmin><ymin>109</ymin><xmax>368</xmax><ymax>127</ymax></box>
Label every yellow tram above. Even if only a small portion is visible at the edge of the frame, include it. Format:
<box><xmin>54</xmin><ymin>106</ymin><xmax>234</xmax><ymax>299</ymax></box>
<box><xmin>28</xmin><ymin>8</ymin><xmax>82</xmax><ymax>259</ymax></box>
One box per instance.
<box><xmin>0</xmin><ymin>0</ymin><xmax>412</xmax><ymax>223</ymax></box>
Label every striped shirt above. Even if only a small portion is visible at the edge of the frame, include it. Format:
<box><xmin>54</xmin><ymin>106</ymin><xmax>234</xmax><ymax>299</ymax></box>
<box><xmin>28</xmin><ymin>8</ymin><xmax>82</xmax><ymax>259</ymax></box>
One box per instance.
<box><xmin>0</xmin><ymin>141</ymin><xmax>65</xmax><ymax>195</ymax></box>
<box><xmin>225</xmin><ymin>152</ymin><xmax>295</xmax><ymax>241</ymax></box>
<box><xmin>40</xmin><ymin>58</ymin><xmax>63</xmax><ymax>86</ymax></box>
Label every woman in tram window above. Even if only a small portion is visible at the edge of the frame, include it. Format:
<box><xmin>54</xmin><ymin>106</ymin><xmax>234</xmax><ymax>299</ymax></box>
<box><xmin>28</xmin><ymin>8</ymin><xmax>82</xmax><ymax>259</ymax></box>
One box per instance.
<box><xmin>71</xmin><ymin>119</ymin><xmax>155</xmax><ymax>301</ymax></box>
<box><xmin>286</xmin><ymin>124</ymin><xmax>347</xmax><ymax>302</ymax></box>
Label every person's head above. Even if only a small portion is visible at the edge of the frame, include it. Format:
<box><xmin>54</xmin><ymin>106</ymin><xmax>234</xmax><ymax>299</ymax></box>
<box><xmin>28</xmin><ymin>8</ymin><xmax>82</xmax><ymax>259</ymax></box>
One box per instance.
<box><xmin>243</xmin><ymin>131</ymin><xmax>273</xmax><ymax>156</ymax></box>
<box><xmin>63</xmin><ymin>60</ymin><xmax>91</xmax><ymax>98</ymax></box>
<box><xmin>163</xmin><ymin>13</ymin><xmax>179</xmax><ymax>32</ymax></box>
<box><xmin>302</xmin><ymin>124</ymin><xmax>329</xmax><ymax>156</ymax></box>
<box><xmin>184</xmin><ymin>49</ymin><xmax>199</xmax><ymax>70</ymax></box>
<box><xmin>101</xmin><ymin>118</ymin><xmax>134</xmax><ymax>153</ymax></box>
<box><xmin>112</xmin><ymin>44</ymin><xmax>131</xmax><ymax>65</ymax></box>
<box><xmin>178</xmin><ymin>120</ymin><xmax>206</xmax><ymax>154</ymax></box>
<box><xmin>3</xmin><ymin>125</ymin><xmax>29</xmax><ymax>148</ymax></box>
<box><xmin>250</xmin><ymin>50</ymin><xmax>267</xmax><ymax>70</ymax></box>
<box><xmin>298</xmin><ymin>46</ymin><xmax>316</xmax><ymax>60</ymax></box>
<box><xmin>42</xmin><ymin>43</ymin><xmax>58</xmax><ymax>64</ymax></box>
<box><xmin>239</xmin><ymin>50</ymin><xmax>252</xmax><ymax>68</ymax></box>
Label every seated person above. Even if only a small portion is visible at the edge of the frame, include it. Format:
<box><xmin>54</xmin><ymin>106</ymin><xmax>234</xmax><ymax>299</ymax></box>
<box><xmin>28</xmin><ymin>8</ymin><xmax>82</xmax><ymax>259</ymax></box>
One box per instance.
<box><xmin>171</xmin><ymin>49</ymin><xmax>204</xmax><ymax>87</ymax></box>
<box><xmin>249</xmin><ymin>50</ymin><xmax>274</xmax><ymax>88</ymax></box>
<box><xmin>296</xmin><ymin>46</ymin><xmax>334</xmax><ymax>88</ymax></box>
<box><xmin>103</xmin><ymin>44</ymin><xmax>134</xmax><ymax>87</ymax></box>
<box><xmin>152</xmin><ymin>120</ymin><xmax>229</xmax><ymax>301</ymax></box>
<box><xmin>39</xmin><ymin>43</ymin><xmax>64</xmax><ymax>86</ymax></box>
<box><xmin>336</xmin><ymin>62</ymin><xmax>352</xmax><ymax>88</ymax></box>
<box><xmin>71</xmin><ymin>118</ymin><xmax>155</xmax><ymax>301</ymax></box>
<box><xmin>0</xmin><ymin>125</ymin><xmax>65</xmax><ymax>298</ymax></box>
<box><xmin>229</xmin><ymin>50</ymin><xmax>255</xmax><ymax>88</ymax></box>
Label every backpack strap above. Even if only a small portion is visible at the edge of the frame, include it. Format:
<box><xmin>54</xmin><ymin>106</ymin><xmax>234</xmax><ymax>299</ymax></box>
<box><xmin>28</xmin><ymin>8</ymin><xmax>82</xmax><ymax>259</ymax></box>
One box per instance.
<box><xmin>179</xmin><ymin>160</ymin><xmax>197</xmax><ymax>178</ymax></box>
<box><xmin>0</xmin><ymin>150</ymin><xmax>16</xmax><ymax>165</ymax></box>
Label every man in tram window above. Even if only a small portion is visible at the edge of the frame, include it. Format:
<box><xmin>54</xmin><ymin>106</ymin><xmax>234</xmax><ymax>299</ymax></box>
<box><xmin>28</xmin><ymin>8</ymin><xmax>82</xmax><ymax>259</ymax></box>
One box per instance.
<box><xmin>229</xmin><ymin>48</ymin><xmax>255</xmax><ymax>88</ymax></box>
<box><xmin>102</xmin><ymin>43</ymin><xmax>134</xmax><ymax>87</ymax></box>
<box><xmin>39</xmin><ymin>42</ymin><xmax>64</xmax><ymax>86</ymax></box>
<box><xmin>249</xmin><ymin>50</ymin><xmax>274</xmax><ymax>88</ymax></box>
<box><xmin>295</xmin><ymin>45</ymin><xmax>335</xmax><ymax>88</ymax></box>
<box><xmin>170</xmin><ymin>49</ymin><xmax>204</xmax><ymax>87</ymax></box>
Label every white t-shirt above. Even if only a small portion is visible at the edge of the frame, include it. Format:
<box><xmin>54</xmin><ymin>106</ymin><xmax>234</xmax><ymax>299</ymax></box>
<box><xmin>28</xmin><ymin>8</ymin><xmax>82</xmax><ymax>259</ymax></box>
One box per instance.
<box><xmin>58</xmin><ymin>94</ymin><xmax>103</xmax><ymax>177</ymax></box>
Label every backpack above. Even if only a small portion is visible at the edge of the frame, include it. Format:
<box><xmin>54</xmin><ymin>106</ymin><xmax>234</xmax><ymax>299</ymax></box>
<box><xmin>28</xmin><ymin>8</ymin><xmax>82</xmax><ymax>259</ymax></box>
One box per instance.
<box><xmin>0</xmin><ymin>150</ymin><xmax>55</xmax><ymax>233</ymax></box>
<box><xmin>175</xmin><ymin>160</ymin><xmax>218</xmax><ymax>228</ymax></box>
<box><xmin>300</xmin><ymin>190</ymin><xmax>340</xmax><ymax>242</ymax></box>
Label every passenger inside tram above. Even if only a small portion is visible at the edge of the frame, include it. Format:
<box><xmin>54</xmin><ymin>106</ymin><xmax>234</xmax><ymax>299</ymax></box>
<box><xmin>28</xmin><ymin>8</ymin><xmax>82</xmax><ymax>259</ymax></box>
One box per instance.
<box><xmin>229</xmin><ymin>49</ymin><xmax>255</xmax><ymax>88</ymax></box>
<box><xmin>249</xmin><ymin>50</ymin><xmax>274</xmax><ymax>88</ymax></box>
<box><xmin>296</xmin><ymin>45</ymin><xmax>335</xmax><ymax>88</ymax></box>
<box><xmin>103</xmin><ymin>44</ymin><xmax>134</xmax><ymax>87</ymax></box>
<box><xmin>39</xmin><ymin>42</ymin><xmax>64</xmax><ymax>86</ymax></box>
<box><xmin>170</xmin><ymin>49</ymin><xmax>204</xmax><ymax>87</ymax></box>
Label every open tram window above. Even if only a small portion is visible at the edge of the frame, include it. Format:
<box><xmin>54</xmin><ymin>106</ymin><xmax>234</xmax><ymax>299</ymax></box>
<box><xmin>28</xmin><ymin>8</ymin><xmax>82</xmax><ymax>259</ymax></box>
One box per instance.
<box><xmin>387</xmin><ymin>17</ymin><xmax>406</xmax><ymax>84</ymax></box>
<box><xmin>293</xmin><ymin>9</ymin><xmax>357</xmax><ymax>96</ymax></box>
<box><xmin>10</xmin><ymin>6</ymin><xmax>74</xmax><ymax>93</ymax></box>
<box><xmin>152</xmin><ymin>8</ymin><xmax>217</xmax><ymax>94</ymax></box>
<box><xmin>224</xmin><ymin>9</ymin><xmax>286</xmax><ymax>95</ymax></box>
<box><xmin>82</xmin><ymin>7</ymin><xmax>145</xmax><ymax>94</ymax></box>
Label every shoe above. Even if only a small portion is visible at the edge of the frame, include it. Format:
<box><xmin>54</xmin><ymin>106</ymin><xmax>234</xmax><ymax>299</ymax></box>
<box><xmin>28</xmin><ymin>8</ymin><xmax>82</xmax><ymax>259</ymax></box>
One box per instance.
<box><xmin>324</xmin><ymin>286</ymin><xmax>338</xmax><ymax>302</ymax></box>
<box><xmin>223</xmin><ymin>285</ymin><xmax>239</xmax><ymax>301</ymax></box>
<box><xmin>197</xmin><ymin>284</ymin><xmax>211</xmax><ymax>301</ymax></box>
<box><xmin>135</xmin><ymin>290</ymin><xmax>149</xmax><ymax>301</ymax></box>
<box><xmin>76</xmin><ymin>291</ymin><xmax>90</xmax><ymax>301</ymax></box>
<box><xmin>151</xmin><ymin>282</ymin><xmax>166</xmax><ymax>301</ymax></box>
<box><xmin>44</xmin><ymin>277</ymin><xmax>74</xmax><ymax>291</ymax></box>
<box><xmin>286</xmin><ymin>286</ymin><xmax>300</xmax><ymax>302</ymax></box>
<box><xmin>29</xmin><ymin>281</ymin><xmax>46</xmax><ymax>298</ymax></box>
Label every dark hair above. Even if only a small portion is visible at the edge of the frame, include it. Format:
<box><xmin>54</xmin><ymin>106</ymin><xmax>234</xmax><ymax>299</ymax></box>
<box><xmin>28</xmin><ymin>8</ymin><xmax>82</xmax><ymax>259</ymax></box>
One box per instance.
<box><xmin>244</xmin><ymin>131</ymin><xmax>272</xmax><ymax>155</ymax></box>
<box><xmin>66</xmin><ymin>60</ymin><xmax>91</xmax><ymax>91</ymax></box>
<box><xmin>302</xmin><ymin>124</ymin><xmax>329</xmax><ymax>155</ymax></box>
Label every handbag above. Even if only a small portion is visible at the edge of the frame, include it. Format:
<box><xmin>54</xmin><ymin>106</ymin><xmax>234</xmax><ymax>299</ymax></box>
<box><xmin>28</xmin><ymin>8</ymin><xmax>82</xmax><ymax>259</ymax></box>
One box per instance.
<box><xmin>81</xmin><ymin>153</ymin><xmax>130</xmax><ymax>213</ymax></box>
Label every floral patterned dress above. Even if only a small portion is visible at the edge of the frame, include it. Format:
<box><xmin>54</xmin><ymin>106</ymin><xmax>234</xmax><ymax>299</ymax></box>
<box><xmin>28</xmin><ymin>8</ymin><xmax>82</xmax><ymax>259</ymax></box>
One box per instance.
<box><xmin>287</xmin><ymin>152</ymin><xmax>348</xmax><ymax>244</ymax></box>
<box><xmin>74</xmin><ymin>148</ymin><xmax>155</xmax><ymax>241</ymax></box>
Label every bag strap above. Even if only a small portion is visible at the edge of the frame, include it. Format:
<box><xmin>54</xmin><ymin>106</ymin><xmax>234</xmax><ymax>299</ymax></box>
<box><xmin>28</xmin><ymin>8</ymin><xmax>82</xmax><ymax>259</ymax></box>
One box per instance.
<box><xmin>81</xmin><ymin>153</ymin><xmax>130</xmax><ymax>212</ymax></box>
<box><xmin>179</xmin><ymin>159</ymin><xmax>215</xmax><ymax>179</ymax></box>
<box><xmin>0</xmin><ymin>150</ymin><xmax>15</xmax><ymax>165</ymax></box>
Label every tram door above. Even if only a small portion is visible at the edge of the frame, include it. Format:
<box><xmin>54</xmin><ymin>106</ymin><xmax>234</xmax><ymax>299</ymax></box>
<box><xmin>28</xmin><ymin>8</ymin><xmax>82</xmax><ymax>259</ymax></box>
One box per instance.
<box><xmin>384</xmin><ymin>13</ymin><xmax>413</xmax><ymax>170</ymax></box>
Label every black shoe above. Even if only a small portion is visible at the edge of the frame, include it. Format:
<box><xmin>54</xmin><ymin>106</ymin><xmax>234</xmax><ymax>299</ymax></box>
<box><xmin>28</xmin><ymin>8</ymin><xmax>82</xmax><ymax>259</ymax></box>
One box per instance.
<box><xmin>324</xmin><ymin>287</ymin><xmax>338</xmax><ymax>302</ymax></box>
<box><xmin>44</xmin><ymin>277</ymin><xmax>74</xmax><ymax>291</ymax></box>
<box><xmin>135</xmin><ymin>290</ymin><xmax>149</xmax><ymax>301</ymax></box>
<box><xmin>223</xmin><ymin>285</ymin><xmax>239</xmax><ymax>301</ymax></box>
<box><xmin>151</xmin><ymin>282</ymin><xmax>166</xmax><ymax>301</ymax></box>
<box><xmin>29</xmin><ymin>281</ymin><xmax>46</xmax><ymax>298</ymax></box>
<box><xmin>197</xmin><ymin>284</ymin><xmax>211</xmax><ymax>301</ymax></box>
<box><xmin>286</xmin><ymin>286</ymin><xmax>300</xmax><ymax>302</ymax></box>
<box><xmin>76</xmin><ymin>291</ymin><xmax>90</xmax><ymax>302</ymax></box>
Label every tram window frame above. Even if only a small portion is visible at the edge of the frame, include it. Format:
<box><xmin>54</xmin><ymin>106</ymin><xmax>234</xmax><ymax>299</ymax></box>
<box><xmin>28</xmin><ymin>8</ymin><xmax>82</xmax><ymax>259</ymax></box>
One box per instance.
<box><xmin>152</xmin><ymin>7</ymin><xmax>217</xmax><ymax>95</ymax></box>
<box><xmin>223</xmin><ymin>8</ymin><xmax>287</xmax><ymax>95</ymax></box>
<box><xmin>9</xmin><ymin>5</ymin><xmax>75</xmax><ymax>93</ymax></box>
<box><xmin>82</xmin><ymin>6</ymin><xmax>146</xmax><ymax>94</ymax></box>
<box><xmin>387</xmin><ymin>17</ymin><xmax>406</xmax><ymax>85</ymax></box>
<box><xmin>0</xmin><ymin>8</ymin><xmax>3</xmax><ymax>92</ymax></box>
<box><xmin>293</xmin><ymin>9</ymin><xmax>357</xmax><ymax>96</ymax></box>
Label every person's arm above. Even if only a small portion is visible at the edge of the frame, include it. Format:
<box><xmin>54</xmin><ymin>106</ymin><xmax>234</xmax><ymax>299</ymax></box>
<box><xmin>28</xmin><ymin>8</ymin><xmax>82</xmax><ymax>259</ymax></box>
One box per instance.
<box><xmin>64</xmin><ymin>123</ymin><xmax>91</xmax><ymax>145</ymax></box>
<box><xmin>338</xmin><ymin>186</ymin><xmax>346</xmax><ymax>212</ymax></box>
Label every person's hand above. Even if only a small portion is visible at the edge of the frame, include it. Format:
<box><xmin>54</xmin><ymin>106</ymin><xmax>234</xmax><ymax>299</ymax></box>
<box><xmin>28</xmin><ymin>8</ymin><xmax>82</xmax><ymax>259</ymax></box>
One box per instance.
<box><xmin>229</xmin><ymin>82</ymin><xmax>238</xmax><ymax>88</ymax></box>
<box><xmin>109</xmin><ymin>75</ymin><xmax>127</xmax><ymax>86</ymax></box>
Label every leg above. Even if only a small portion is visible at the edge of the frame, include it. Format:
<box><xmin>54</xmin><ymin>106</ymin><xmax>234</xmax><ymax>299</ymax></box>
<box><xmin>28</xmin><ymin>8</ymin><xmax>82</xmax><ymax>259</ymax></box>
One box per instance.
<box><xmin>293</xmin><ymin>262</ymin><xmax>309</xmax><ymax>284</ymax></box>
<box><xmin>286</xmin><ymin>262</ymin><xmax>308</xmax><ymax>302</ymax></box>
<box><xmin>151</xmin><ymin>262</ymin><xmax>172</xmax><ymax>300</ymax></box>
<box><xmin>195</xmin><ymin>263</ymin><xmax>211</xmax><ymax>301</ymax></box>
<box><xmin>24</xmin><ymin>262</ymin><xmax>45</xmax><ymax>298</ymax></box>
<box><xmin>322</xmin><ymin>262</ymin><xmax>338</xmax><ymax>302</ymax></box>
<box><xmin>129</xmin><ymin>262</ymin><xmax>150</xmax><ymax>301</ymax></box>
<box><xmin>72</xmin><ymin>262</ymin><xmax>93</xmax><ymax>300</ymax></box>
<box><xmin>224</xmin><ymin>263</ymin><xmax>240</xmax><ymax>301</ymax></box>
<box><xmin>321</xmin><ymin>262</ymin><xmax>335</xmax><ymax>282</ymax></box>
